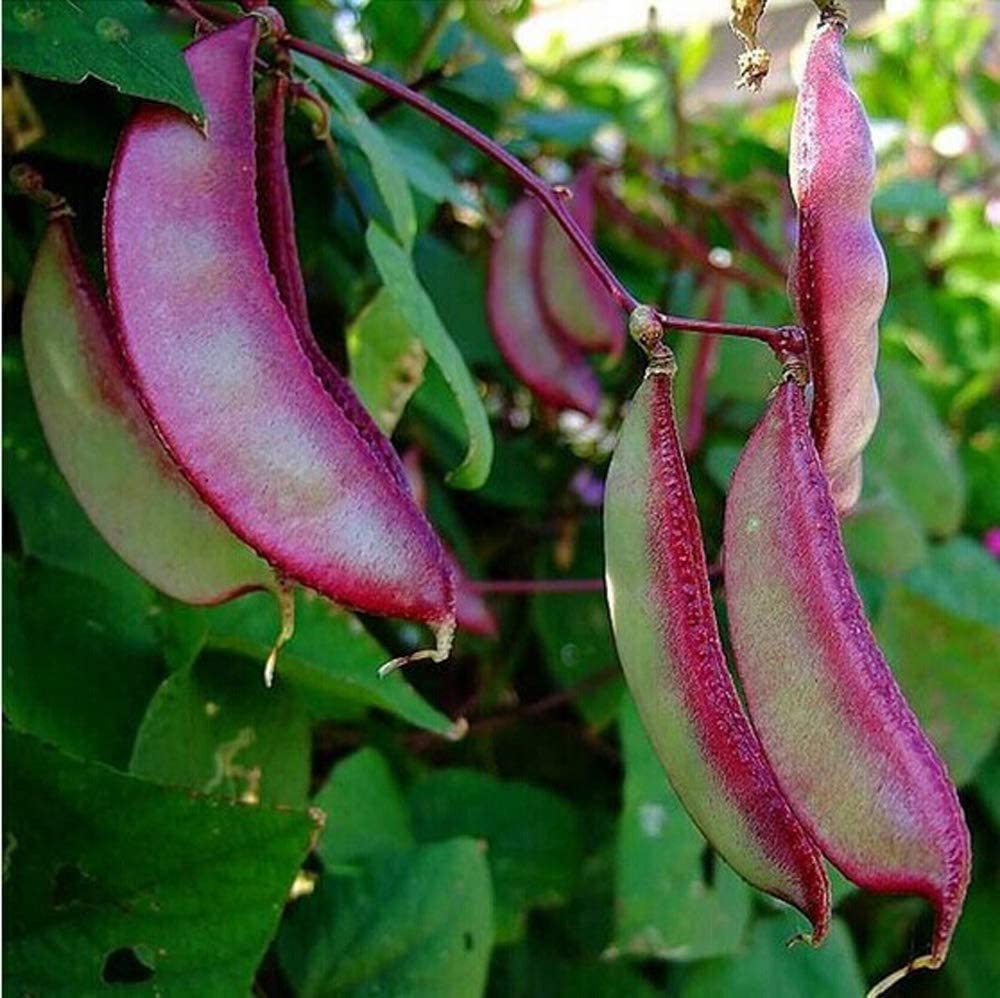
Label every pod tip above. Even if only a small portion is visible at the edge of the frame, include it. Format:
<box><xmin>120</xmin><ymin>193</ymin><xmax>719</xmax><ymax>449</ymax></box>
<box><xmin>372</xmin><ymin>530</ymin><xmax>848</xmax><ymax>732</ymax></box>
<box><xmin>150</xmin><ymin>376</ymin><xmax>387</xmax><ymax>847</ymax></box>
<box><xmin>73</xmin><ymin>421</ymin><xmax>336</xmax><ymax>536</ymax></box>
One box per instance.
<box><xmin>866</xmin><ymin>954</ymin><xmax>938</xmax><ymax>998</ymax></box>
<box><xmin>377</xmin><ymin>618</ymin><xmax>454</xmax><ymax>678</ymax></box>
<box><xmin>263</xmin><ymin>582</ymin><xmax>296</xmax><ymax>687</ymax></box>
<box><xmin>445</xmin><ymin>716</ymin><xmax>469</xmax><ymax>742</ymax></box>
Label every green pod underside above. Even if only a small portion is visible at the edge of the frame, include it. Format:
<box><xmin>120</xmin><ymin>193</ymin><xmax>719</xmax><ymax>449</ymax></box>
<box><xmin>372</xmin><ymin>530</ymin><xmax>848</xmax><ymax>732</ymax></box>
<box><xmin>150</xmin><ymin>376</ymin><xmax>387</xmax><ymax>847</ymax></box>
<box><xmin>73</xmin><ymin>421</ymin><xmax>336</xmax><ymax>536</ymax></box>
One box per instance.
<box><xmin>604</xmin><ymin>366</ymin><xmax>829</xmax><ymax>934</ymax></box>
<box><xmin>22</xmin><ymin>219</ymin><xmax>274</xmax><ymax>605</ymax></box>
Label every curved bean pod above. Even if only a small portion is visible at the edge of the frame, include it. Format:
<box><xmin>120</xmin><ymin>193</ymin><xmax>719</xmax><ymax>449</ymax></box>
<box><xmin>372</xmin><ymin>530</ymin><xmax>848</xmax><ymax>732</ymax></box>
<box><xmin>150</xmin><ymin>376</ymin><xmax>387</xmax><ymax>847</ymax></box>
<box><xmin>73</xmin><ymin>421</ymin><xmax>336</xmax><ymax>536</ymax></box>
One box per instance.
<box><xmin>22</xmin><ymin>209</ymin><xmax>273</xmax><ymax>604</ymax></box>
<box><xmin>535</xmin><ymin>165</ymin><xmax>625</xmax><ymax>355</ymax></box>
<box><xmin>604</xmin><ymin>345</ymin><xmax>830</xmax><ymax>940</ymax></box>
<box><xmin>788</xmin><ymin>19</ymin><xmax>887</xmax><ymax>513</ymax></box>
<box><xmin>724</xmin><ymin>376</ymin><xmax>970</xmax><ymax>983</ymax></box>
<box><xmin>105</xmin><ymin>20</ymin><xmax>455</xmax><ymax>657</ymax></box>
<box><xmin>487</xmin><ymin>196</ymin><xmax>601</xmax><ymax>416</ymax></box>
<box><xmin>400</xmin><ymin>449</ymin><xmax>497</xmax><ymax>639</ymax></box>
<box><xmin>254</xmin><ymin>70</ymin><xmax>412</xmax><ymax>498</ymax></box>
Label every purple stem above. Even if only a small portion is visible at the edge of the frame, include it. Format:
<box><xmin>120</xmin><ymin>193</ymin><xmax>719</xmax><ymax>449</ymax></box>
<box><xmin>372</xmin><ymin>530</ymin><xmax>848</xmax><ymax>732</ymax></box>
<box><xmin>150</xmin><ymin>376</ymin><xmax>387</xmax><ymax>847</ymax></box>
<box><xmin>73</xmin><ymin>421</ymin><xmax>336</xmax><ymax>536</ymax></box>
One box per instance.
<box><xmin>177</xmin><ymin>2</ymin><xmax>805</xmax><ymax>360</ymax></box>
<box><xmin>683</xmin><ymin>280</ymin><xmax>726</xmax><ymax>455</ymax></box>
<box><xmin>279</xmin><ymin>36</ymin><xmax>806</xmax><ymax>359</ymax></box>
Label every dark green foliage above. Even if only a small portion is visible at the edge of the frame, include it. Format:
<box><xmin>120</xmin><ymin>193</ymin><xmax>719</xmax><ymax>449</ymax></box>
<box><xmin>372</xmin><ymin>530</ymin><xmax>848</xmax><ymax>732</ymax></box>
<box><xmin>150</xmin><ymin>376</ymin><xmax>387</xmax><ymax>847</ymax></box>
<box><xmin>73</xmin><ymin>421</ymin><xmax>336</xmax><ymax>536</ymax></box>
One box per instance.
<box><xmin>2</xmin><ymin>1</ymin><xmax>996</xmax><ymax>994</ymax></box>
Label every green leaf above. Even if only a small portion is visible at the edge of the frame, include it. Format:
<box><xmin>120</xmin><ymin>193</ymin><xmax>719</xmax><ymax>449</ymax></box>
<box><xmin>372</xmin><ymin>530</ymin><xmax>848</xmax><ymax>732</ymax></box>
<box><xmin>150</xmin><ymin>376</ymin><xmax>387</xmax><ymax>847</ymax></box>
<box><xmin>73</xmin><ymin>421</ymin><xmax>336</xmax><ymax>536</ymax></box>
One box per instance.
<box><xmin>295</xmin><ymin>54</ymin><xmax>416</xmax><ymax>249</ymax></box>
<box><xmin>313</xmin><ymin>748</ymin><xmax>414</xmax><ymax>867</ymax></box>
<box><xmin>873</xmin><ymin>178</ymin><xmax>949</xmax><ymax>218</ymax></box>
<box><xmin>704</xmin><ymin>441</ymin><xmax>742</xmax><ymax>494</ymax></box>
<box><xmin>471</xmin><ymin>432</ymin><xmax>576</xmax><ymax>511</ymax></box>
<box><xmin>385</xmin><ymin>132</ymin><xmax>475</xmax><ymax>209</ymax></box>
<box><xmin>902</xmin><ymin>535</ymin><xmax>1000</xmax><ymax>630</ymax></box>
<box><xmin>3</xmin><ymin>349</ymin><xmax>149</xmax><ymax>599</ymax></box>
<box><xmin>711</xmin><ymin>315</ymin><xmax>781</xmax><ymax>405</ymax></box>
<box><xmin>130</xmin><ymin>652</ymin><xmax>311</xmax><ymax>808</ymax></box>
<box><xmin>278</xmin><ymin>839</ymin><xmax>494</xmax><ymax>998</ymax></box>
<box><xmin>414</xmin><ymin>234</ymin><xmax>500</xmax><ymax>369</ymax></box>
<box><xmin>3</xmin><ymin>557</ymin><xmax>164</xmax><ymax>769</ymax></box>
<box><xmin>366</xmin><ymin>221</ymin><xmax>494</xmax><ymax>488</ymax></box>
<box><xmin>842</xmin><ymin>475</ymin><xmax>929</xmax><ymax>577</ymax></box>
<box><xmin>409</xmin><ymin>769</ymin><xmax>583</xmax><ymax>944</ymax></box>
<box><xmin>975</xmin><ymin>741</ymin><xmax>1000</xmax><ymax>828</ymax></box>
<box><xmin>514</xmin><ymin>108</ymin><xmax>610</xmax><ymax>145</ymax></box>
<box><xmin>610</xmin><ymin>697</ymin><xmax>751</xmax><ymax>961</ymax></box>
<box><xmin>191</xmin><ymin>589</ymin><xmax>463</xmax><ymax>738</ymax></box>
<box><xmin>3</xmin><ymin>0</ymin><xmax>202</xmax><ymax>119</ymax></box>
<box><xmin>532</xmin><ymin>518</ymin><xmax>623</xmax><ymax>728</ymax></box>
<box><xmin>867</xmin><ymin>359</ymin><xmax>966</xmax><ymax>537</ymax></box>
<box><xmin>675</xmin><ymin>914</ymin><xmax>865</xmax><ymax>997</ymax></box>
<box><xmin>347</xmin><ymin>287</ymin><xmax>427</xmax><ymax>435</ymax></box>
<box><xmin>876</xmin><ymin>578</ymin><xmax>1000</xmax><ymax>787</ymax></box>
<box><xmin>489</xmin><ymin>937</ymin><xmax>660</xmax><ymax>998</ymax></box>
<box><xmin>3</xmin><ymin>728</ymin><xmax>317</xmax><ymax>995</ymax></box>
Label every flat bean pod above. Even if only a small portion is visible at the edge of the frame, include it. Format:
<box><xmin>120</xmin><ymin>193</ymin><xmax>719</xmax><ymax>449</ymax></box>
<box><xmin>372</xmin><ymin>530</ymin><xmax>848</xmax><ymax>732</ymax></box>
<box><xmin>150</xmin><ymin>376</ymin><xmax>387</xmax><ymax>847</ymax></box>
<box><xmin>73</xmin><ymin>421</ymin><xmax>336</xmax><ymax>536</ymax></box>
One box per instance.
<box><xmin>535</xmin><ymin>165</ymin><xmax>624</xmax><ymax>355</ymax></box>
<box><xmin>604</xmin><ymin>344</ymin><xmax>829</xmax><ymax>939</ymax></box>
<box><xmin>105</xmin><ymin>20</ymin><xmax>455</xmax><ymax>658</ymax></box>
<box><xmin>788</xmin><ymin>19</ymin><xmax>887</xmax><ymax>513</ymax></box>
<box><xmin>254</xmin><ymin>71</ymin><xmax>412</xmax><ymax>498</ymax></box>
<box><xmin>724</xmin><ymin>376</ymin><xmax>970</xmax><ymax>985</ymax></box>
<box><xmin>22</xmin><ymin>210</ymin><xmax>273</xmax><ymax>605</ymax></box>
<box><xmin>487</xmin><ymin>196</ymin><xmax>601</xmax><ymax>416</ymax></box>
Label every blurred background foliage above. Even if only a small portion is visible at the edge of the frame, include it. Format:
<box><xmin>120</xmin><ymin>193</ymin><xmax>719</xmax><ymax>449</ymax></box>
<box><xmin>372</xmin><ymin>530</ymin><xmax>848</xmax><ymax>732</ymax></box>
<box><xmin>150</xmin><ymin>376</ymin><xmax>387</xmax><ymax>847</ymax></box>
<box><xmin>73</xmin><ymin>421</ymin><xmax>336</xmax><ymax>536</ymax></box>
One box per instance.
<box><xmin>2</xmin><ymin>0</ymin><xmax>998</xmax><ymax>994</ymax></box>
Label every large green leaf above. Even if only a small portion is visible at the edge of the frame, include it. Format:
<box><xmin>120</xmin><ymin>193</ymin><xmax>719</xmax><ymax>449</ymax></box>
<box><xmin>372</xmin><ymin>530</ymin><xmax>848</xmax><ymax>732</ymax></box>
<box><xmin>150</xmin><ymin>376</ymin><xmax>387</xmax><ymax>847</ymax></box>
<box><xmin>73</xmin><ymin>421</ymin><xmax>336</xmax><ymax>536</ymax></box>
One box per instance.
<box><xmin>366</xmin><ymin>221</ymin><xmax>494</xmax><ymax>488</ymax></box>
<box><xmin>610</xmin><ymin>697</ymin><xmax>751</xmax><ymax>961</ymax></box>
<box><xmin>385</xmin><ymin>131</ymin><xmax>475</xmax><ymax>209</ymax></box>
<box><xmin>975</xmin><ymin>741</ymin><xmax>1000</xmax><ymax>828</ymax></box>
<box><xmin>130</xmin><ymin>652</ymin><xmax>312</xmax><ymax>808</ymax></box>
<box><xmin>675</xmin><ymin>914</ymin><xmax>865</xmax><ymax>997</ymax></box>
<box><xmin>3</xmin><ymin>349</ymin><xmax>148</xmax><ymax>599</ymax></box>
<box><xmin>295</xmin><ymin>54</ymin><xmax>416</xmax><ymax>249</ymax></box>
<box><xmin>842</xmin><ymin>475</ymin><xmax>928</xmax><ymax>578</ymax></box>
<box><xmin>313</xmin><ymin>748</ymin><xmax>414</xmax><ymax>867</ymax></box>
<box><xmin>3</xmin><ymin>0</ymin><xmax>202</xmax><ymax>118</ymax></box>
<box><xmin>867</xmin><ymin>359</ymin><xmax>966</xmax><ymax>537</ymax></box>
<box><xmin>409</xmin><ymin>769</ymin><xmax>583</xmax><ymax>943</ymax></box>
<box><xmin>532</xmin><ymin>518</ymin><xmax>623</xmax><ymax>728</ymax></box>
<box><xmin>489</xmin><ymin>937</ymin><xmax>660</xmax><ymax>998</ymax></box>
<box><xmin>3</xmin><ymin>728</ymin><xmax>318</xmax><ymax>995</ymax></box>
<box><xmin>3</xmin><ymin>557</ymin><xmax>164</xmax><ymax>769</ymax></box>
<box><xmin>278</xmin><ymin>839</ymin><xmax>494</xmax><ymax>997</ymax></box>
<box><xmin>902</xmin><ymin>535</ymin><xmax>1000</xmax><ymax>630</ymax></box>
<box><xmin>414</xmin><ymin>234</ymin><xmax>500</xmax><ymax>369</ymax></box>
<box><xmin>347</xmin><ymin>287</ymin><xmax>427</xmax><ymax>435</ymax></box>
<box><xmin>876</xmin><ymin>571</ymin><xmax>1000</xmax><ymax>787</ymax></box>
<box><xmin>191</xmin><ymin>589</ymin><xmax>464</xmax><ymax>738</ymax></box>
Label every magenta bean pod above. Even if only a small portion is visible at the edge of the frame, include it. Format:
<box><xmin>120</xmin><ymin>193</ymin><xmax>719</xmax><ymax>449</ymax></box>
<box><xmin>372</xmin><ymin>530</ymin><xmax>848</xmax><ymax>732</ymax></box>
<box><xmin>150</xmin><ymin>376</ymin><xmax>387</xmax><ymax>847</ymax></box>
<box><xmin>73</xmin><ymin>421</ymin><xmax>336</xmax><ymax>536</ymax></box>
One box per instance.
<box><xmin>535</xmin><ymin>165</ymin><xmax>625</xmax><ymax>355</ymax></box>
<box><xmin>105</xmin><ymin>20</ymin><xmax>455</xmax><ymax>663</ymax></box>
<box><xmin>725</xmin><ymin>376</ymin><xmax>971</xmax><ymax>989</ymax></box>
<box><xmin>487</xmin><ymin>196</ymin><xmax>601</xmax><ymax>416</ymax></box>
<box><xmin>22</xmin><ymin>208</ymin><xmax>274</xmax><ymax>605</ymax></box>
<box><xmin>254</xmin><ymin>69</ymin><xmax>414</xmax><ymax>498</ymax></box>
<box><xmin>604</xmin><ymin>339</ymin><xmax>830</xmax><ymax>941</ymax></box>
<box><xmin>788</xmin><ymin>19</ymin><xmax>887</xmax><ymax>513</ymax></box>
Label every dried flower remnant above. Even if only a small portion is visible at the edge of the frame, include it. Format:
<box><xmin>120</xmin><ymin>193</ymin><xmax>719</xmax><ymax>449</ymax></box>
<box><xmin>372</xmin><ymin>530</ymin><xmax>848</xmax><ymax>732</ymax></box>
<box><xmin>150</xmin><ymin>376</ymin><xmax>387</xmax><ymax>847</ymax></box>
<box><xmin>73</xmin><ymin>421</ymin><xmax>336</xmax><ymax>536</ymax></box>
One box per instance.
<box><xmin>730</xmin><ymin>0</ymin><xmax>772</xmax><ymax>91</ymax></box>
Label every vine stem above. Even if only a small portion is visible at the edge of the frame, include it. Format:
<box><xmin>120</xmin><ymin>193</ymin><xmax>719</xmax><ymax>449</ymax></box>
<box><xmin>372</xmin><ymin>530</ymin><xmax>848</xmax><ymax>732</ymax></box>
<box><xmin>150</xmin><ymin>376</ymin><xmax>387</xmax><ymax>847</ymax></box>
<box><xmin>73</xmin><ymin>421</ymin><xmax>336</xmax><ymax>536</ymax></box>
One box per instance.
<box><xmin>282</xmin><ymin>37</ymin><xmax>806</xmax><ymax>358</ymax></box>
<box><xmin>176</xmin><ymin>2</ymin><xmax>806</xmax><ymax>360</ymax></box>
<box><xmin>281</xmin><ymin>36</ymin><xmax>637</xmax><ymax>314</ymax></box>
